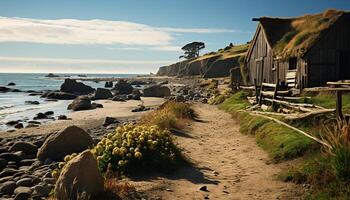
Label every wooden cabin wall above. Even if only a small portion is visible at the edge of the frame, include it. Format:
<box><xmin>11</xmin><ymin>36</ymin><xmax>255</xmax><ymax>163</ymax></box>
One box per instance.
<box><xmin>305</xmin><ymin>14</ymin><xmax>350</xmax><ymax>87</ymax></box>
<box><xmin>247</xmin><ymin>25</ymin><xmax>273</xmax><ymax>85</ymax></box>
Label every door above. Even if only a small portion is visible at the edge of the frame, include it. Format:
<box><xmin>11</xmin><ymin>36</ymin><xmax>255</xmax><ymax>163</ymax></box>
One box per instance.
<box><xmin>339</xmin><ymin>51</ymin><xmax>350</xmax><ymax>80</ymax></box>
<box><xmin>255</xmin><ymin>58</ymin><xmax>264</xmax><ymax>85</ymax></box>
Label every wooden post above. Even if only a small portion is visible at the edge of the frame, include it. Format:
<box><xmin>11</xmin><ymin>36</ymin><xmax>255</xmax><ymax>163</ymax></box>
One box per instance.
<box><xmin>336</xmin><ymin>90</ymin><xmax>343</xmax><ymax>120</ymax></box>
<box><xmin>254</xmin><ymin>78</ymin><xmax>259</xmax><ymax>103</ymax></box>
<box><xmin>259</xmin><ymin>79</ymin><xmax>266</xmax><ymax>106</ymax></box>
<box><xmin>272</xmin><ymin>79</ymin><xmax>279</xmax><ymax>111</ymax></box>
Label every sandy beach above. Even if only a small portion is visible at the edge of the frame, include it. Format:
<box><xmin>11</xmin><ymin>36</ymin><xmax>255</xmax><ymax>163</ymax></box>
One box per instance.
<box><xmin>0</xmin><ymin>97</ymin><xmax>164</xmax><ymax>138</ymax></box>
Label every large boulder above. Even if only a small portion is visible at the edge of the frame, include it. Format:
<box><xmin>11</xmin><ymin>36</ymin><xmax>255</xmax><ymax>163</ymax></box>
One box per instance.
<box><xmin>54</xmin><ymin>150</ymin><xmax>104</xmax><ymax>200</ymax></box>
<box><xmin>43</xmin><ymin>91</ymin><xmax>77</xmax><ymax>100</ymax></box>
<box><xmin>94</xmin><ymin>88</ymin><xmax>113</xmax><ymax>100</ymax></box>
<box><xmin>112</xmin><ymin>79</ymin><xmax>133</xmax><ymax>95</ymax></box>
<box><xmin>60</xmin><ymin>79</ymin><xmax>95</xmax><ymax>95</ymax></box>
<box><xmin>67</xmin><ymin>96</ymin><xmax>93</xmax><ymax>111</ymax></box>
<box><xmin>143</xmin><ymin>85</ymin><xmax>171</xmax><ymax>97</ymax></box>
<box><xmin>37</xmin><ymin>126</ymin><xmax>94</xmax><ymax>161</ymax></box>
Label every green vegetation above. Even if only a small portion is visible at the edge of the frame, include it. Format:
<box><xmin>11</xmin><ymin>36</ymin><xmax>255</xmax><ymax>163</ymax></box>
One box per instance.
<box><xmin>309</xmin><ymin>93</ymin><xmax>350</xmax><ymax>113</ymax></box>
<box><xmin>273</xmin><ymin>9</ymin><xmax>346</xmax><ymax>57</ymax></box>
<box><xmin>53</xmin><ymin>101</ymin><xmax>195</xmax><ymax>180</ymax></box>
<box><xmin>219</xmin><ymin>91</ymin><xmax>316</xmax><ymax>161</ymax></box>
<box><xmin>92</xmin><ymin>124</ymin><xmax>181</xmax><ymax>175</ymax></box>
<box><xmin>218</xmin><ymin>91</ymin><xmax>350</xmax><ymax>198</ymax></box>
<box><xmin>140</xmin><ymin>101</ymin><xmax>197</xmax><ymax>130</ymax></box>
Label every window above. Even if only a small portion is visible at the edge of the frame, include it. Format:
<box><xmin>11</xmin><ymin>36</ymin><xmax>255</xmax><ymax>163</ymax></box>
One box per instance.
<box><xmin>289</xmin><ymin>57</ymin><xmax>297</xmax><ymax>70</ymax></box>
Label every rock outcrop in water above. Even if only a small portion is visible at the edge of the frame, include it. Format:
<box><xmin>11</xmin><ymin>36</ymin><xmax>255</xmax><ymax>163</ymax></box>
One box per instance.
<box><xmin>157</xmin><ymin>44</ymin><xmax>249</xmax><ymax>78</ymax></box>
<box><xmin>60</xmin><ymin>79</ymin><xmax>95</xmax><ymax>95</ymax></box>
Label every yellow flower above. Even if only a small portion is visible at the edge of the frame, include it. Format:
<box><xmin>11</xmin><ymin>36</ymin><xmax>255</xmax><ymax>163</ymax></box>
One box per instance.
<box><xmin>134</xmin><ymin>151</ymin><xmax>142</xmax><ymax>158</ymax></box>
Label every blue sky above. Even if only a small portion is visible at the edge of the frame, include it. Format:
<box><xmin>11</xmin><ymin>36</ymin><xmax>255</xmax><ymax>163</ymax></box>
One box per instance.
<box><xmin>0</xmin><ymin>0</ymin><xmax>349</xmax><ymax>74</ymax></box>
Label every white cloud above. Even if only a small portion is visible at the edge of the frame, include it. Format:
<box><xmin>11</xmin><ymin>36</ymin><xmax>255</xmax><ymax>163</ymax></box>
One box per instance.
<box><xmin>149</xmin><ymin>45</ymin><xmax>182</xmax><ymax>52</ymax></box>
<box><xmin>0</xmin><ymin>56</ymin><xmax>176</xmax><ymax>74</ymax></box>
<box><xmin>0</xmin><ymin>56</ymin><xmax>175</xmax><ymax>64</ymax></box>
<box><xmin>0</xmin><ymin>17</ymin><xmax>236</xmax><ymax>46</ymax></box>
<box><xmin>108</xmin><ymin>45</ymin><xmax>182</xmax><ymax>52</ymax></box>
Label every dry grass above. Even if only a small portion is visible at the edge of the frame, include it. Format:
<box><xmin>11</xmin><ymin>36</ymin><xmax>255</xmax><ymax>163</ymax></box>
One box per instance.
<box><xmin>321</xmin><ymin>119</ymin><xmax>350</xmax><ymax>180</ymax></box>
<box><xmin>104</xmin><ymin>179</ymin><xmax>136</xmax><ymax>199</ymax></box>
<box><xmin>140</xmin><ymin>101</ymin><xmax>197</xmax><ymax>130</ymax></box>
<box><xmin>273</xmin><ymin>9</ymin><xmax>346</xmax><ymax>57</ymax></box>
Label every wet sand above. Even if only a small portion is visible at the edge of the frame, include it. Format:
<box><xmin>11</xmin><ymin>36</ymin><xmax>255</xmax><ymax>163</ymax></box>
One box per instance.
<box><xmin>0</xmin><ymin>97</ymin><xmax>164</xmax><ymax>138</ymax></box>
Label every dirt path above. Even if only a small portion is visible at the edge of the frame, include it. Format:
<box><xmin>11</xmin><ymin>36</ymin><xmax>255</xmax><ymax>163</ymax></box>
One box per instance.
<box><xmin>130</xmin><ymin>103</ymin><xmax>302</xmax><ymax>200</ymax></box>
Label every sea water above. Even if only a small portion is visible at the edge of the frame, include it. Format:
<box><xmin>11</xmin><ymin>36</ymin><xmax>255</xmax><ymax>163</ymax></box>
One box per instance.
<box><xmin>0</xmin><ymin>73</ymin><xmax>140</xmax><ymax>131</ymax></box>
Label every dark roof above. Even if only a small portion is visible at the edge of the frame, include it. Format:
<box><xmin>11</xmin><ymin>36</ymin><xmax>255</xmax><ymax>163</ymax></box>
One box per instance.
<box><xmin>252</xmin><ymin>9</ymin><xmax>349</xmax><ymax>58</ymax></box>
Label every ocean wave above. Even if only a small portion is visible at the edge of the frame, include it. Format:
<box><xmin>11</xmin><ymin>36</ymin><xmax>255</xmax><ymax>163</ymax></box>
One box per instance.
<box><xmin>0</xmin><ymin>104</ymin><xmax>15</xmax><ymax>110</ymax></box>
<box><xmin>0</xmin><ymin>107</ymin><xmax>39</xmax><ymax>116</ymax></box>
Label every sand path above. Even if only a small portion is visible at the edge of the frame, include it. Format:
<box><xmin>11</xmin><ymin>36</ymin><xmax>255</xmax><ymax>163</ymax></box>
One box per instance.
<box><xmin>131</xmin><ymin>103</ymin><xmax>302</xmax><ymax>200</ymax></box>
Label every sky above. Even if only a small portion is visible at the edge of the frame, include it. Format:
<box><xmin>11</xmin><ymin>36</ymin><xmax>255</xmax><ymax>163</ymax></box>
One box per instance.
<box><xmin>0</xmin><ymin>0</ymin><xmax>349</xmax><ymax>74</ymax></box>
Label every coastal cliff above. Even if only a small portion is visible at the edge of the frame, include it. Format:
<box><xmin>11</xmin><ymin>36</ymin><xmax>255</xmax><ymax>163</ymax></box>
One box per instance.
<box><xmin>157</xmin><ymin>44</ymin><xmax>249</xmax><ymax>78</ymax></box>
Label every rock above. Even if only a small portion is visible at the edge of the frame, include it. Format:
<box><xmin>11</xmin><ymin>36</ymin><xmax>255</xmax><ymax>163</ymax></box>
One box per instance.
<box><xmin>57</xmin><ymin>115</ymin><xmax>68</xmax><ymax>120</ymax></box>
<box><xmin>14</xmin><ymin>123</ymin><xmax>24</xmax><ymax>129</ymax></box>
<box><xmin>43</xmin><ymin>91</ymin><xmax>77</xmax><ymax>100</ymax></box>
<box><xmin>0</xmin><ymin>86</ymin><xmax>11</xmax><ymax>92</ymax></box>
<box><xmin>131</xmin><ymin>105</ymin><xmax>150</xmax><ymax>112</ymax></box>
<box><xmin>37</xmin><ymin>125</ymin><xmax>94</xmax><ymax>161</ymax></box>
<box><xmin>24</xmin><ymin>101</ymin><xmax>40</xmax><ymax>105</ymax></box>
<box><xmin>45</xmin><ymin>73</ymin><xmax>59</xmax><ymax>78</ymax></box>
<box><xmin>0</xmin><ymin>158</ymin><xmax>7</xmax><ymax>170</ymax></box>
<box><xmin>94</xmin><ymin>88</ymin><xmax>113</xmax><ymax>100</ymax></box>
<box><xmin>201</xmin><ymin>98</ymin><xmax>208</xmax><ymax>104</ymax></box>
<box><xmin>143</xmin><ymin>85</ymin><xmax>171</xmax><ymax>97</ymax></box>
<box><xmin>0</xmin><ymin>168</ymin><xmax>20</xmax><ymax>178</ymax></box>
<box><xmin>112</xmin><ymin>95</ymin><xmax>126</xmax><ymax>102</ymax></box>
<box><xmin>14</xmin><ymin>191</ymin><xmax>31</xmax><ymax>200</ymax></box>
<box><xmin>28</xmin><ymin>121</ymin><xmax>41</xmax><ymax>125</ymax></box>
<box><xmin>91</xmin><ymin>103</ymin><xmax>103</xmax><ymax>109</ymax></box>
<box><xmin>44</xmin><ymin>111</ymin><xmax>54</xmax><ymax>116</ymax></box>
<box><xmin>112</xmin><ymin>79</ymin><xmax>133</xmax><ymax>95</ymax></box>
<box><xmin>14</xmin><ymin>186</ymin><xmax>32</xmax><ymax>195</ymax></box>
<box><xmin>60</xmin><ymin>79</ymin><xmax>95</xmax><ymax>95</ymax></box>
<box><xmin>7</xmin><ymin>82</ymin><xmax>16</xmax><ymax>86</ymax></box>
<box><xmin>104</xmin><ymin>81</ymin><xmax>113</xmax><ymax>88</ymax></box>
<box><xmin>16</xmin><ymin>178</ymin><xmax>33</xmax><ymax>187</ymax></box>
<box><xmin>175</xmin><ymin>95</ymin><xmax>185</xmax><ymax>102</ymax></box>
<box><xmin>19</xmin><ymin>159</ymin><xmax>36</xmax><ymax>166</ymax></box>
<box><xmin>33</xmin><ymin>113</ymin><xmax>47</xmax><ymax>120</ymax></box>
<box><xmin>0</xmin><ymin>181</ymin><xmax>16</xmax><ymax>195</ymax></box>
<box><xmin>130</xmin><ymin>80</ymin><xmax>146</xmax><ymax>85</ymax></box>
<box><xmin>26</xmin><ymin>124</ymin><xmax>39</xmax><ymax>128</ymax></box>
<box><xmin>54</xmin><ymin>150</ymin><xmax>104</xmax><ymax>200</ymax></box>
<box><xmin>33</xmin><ymin>184</ymin><xmax>51</xmax><ymax>197</ymax></box>
<box><xmin>10</xmin><ymin>142</ymin><xmax>38</xmax><ymax>155</ymax></box>
<box><xmin>130</xmin><ymin>89</ymin><xmax>141</xmax><ymax>100</ymax></box>
<box><xmin>0</xmin><ymin>153</ymin><xmax>22</xmax><ymax>163</ymax></box>
<box><xmin>6</xmin><ymin>120</ymin><xmax>21</xmax><ymax>126</ymax></box>
<box><xmin>199</xmin><ymin>186</ymin><xmax>208</xmax><ymax>192</ymax></box>
<box><xmin>67</xmin><ymin>96</ymin><xmax>93</xmax><ymax>111</ymax></box>
<box><xmin>103</xmin><ymin>117</ymin><xmax>119</xmax><ymax>127</ymax></box>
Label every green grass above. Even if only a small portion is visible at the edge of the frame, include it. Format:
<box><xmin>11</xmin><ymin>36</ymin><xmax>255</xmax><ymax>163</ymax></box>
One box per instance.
<box><xmin>278</xmin><ymin>152</ymin><xmax>350</xmax><ymax>200</ymax></box>
<box><xmin>309</xmin><ymin>93</ymin><xmax>350</xmax><ymax>113</ymax></box>
<box><xmin>219</xmin><ymin>91</ymin><xmax>350</xmax><ymax>199</ymax></box>
<box><xmin>219</xmin><ymin>91</ymin><xmax>316</xmax><ymax>161</ymax></box>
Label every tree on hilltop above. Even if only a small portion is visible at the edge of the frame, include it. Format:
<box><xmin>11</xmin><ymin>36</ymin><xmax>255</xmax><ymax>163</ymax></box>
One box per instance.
<box><xmin>179</xmin><ymin>42</ymin><xmax>205</xmax><ymax>59</ymax></box>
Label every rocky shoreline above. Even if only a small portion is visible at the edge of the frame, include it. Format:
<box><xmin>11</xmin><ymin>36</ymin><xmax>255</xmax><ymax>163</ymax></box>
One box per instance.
<box><xmin>0</xmin><ymin>116</ymin><xmax>133</xmax><ymax>199</ymax></box>
<box><xmin>1</xmin><ymin>76</ymin><xmax>213</xmax><ymax>132</ymax></box>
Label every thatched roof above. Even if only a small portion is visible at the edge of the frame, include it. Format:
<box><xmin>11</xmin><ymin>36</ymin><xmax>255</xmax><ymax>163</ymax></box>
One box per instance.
<box><xmin>257</xmin><ymin>9</ymin><xmax>349</xmax><ymax>58</ymax></box>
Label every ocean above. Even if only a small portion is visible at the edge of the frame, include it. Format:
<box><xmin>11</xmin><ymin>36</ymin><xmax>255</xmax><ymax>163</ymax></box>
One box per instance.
<box><xmin>0</xmin><ymin>73</ymin><xmax>140</xmax><ymax>131</ymax></box>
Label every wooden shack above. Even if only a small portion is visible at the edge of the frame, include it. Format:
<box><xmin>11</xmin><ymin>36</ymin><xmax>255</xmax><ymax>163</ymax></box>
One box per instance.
<box><xmin>246</xmin><ymin>9</ymin><xmax>350</xmax><ymax>89</ymax></box>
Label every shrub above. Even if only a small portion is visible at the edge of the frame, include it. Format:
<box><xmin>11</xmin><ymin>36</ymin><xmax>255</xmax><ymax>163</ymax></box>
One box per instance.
<box><xmin>141</xmin><ymin>101</ymin><xmax>196</xmax><ymax>129</ymax></box>
<box><xmin>91</xmin><ymin>124</ymin><xmax>181</xmax><ymax>175</ymax></box>
<box><xmin>322</xmin><ymin>119</ymin><xmax>350</xmax><ymax>181</ymax></box>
